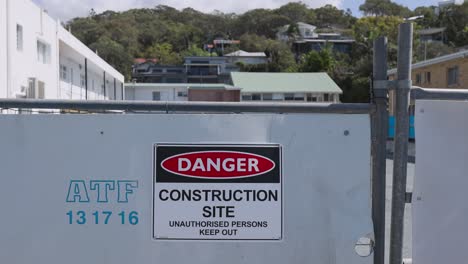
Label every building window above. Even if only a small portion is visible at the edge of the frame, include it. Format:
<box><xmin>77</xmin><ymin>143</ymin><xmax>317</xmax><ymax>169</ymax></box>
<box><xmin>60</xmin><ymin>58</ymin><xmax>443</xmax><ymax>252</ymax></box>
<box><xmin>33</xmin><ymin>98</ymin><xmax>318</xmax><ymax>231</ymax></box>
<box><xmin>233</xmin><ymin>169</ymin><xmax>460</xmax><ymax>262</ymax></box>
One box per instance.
<box><xmin>425</xmin><ymin>71</ymin><xmax>431</xmax><ymax>84</ymax></box>
<box><xmin>152</xmin><ymin>91</ymin><xmax>161</xmax><ymax>101</ymax></box>
<box><xmin>294</xmin><ymin>93</ymin><xmax>305</xmax><ymax>101</ymax></box>
<box><xmin>37</xmin><ymin>40</ymin><xmax>50</xmax><ymax>64</ymax></box>
<box><xmin>252</xmin><ymin>94</ymin><xmax>261</xmax><ymax>101</ymax></box>
<box><xmin>60</xmin><ymin>65</ymin><xmax>67</xmax><ymax>81</ymax></box>
<box><xmin>415</xmin><ymin>73</ymin><xmax>421</xmax><ymax>85</ymax></box>
<box><xmin>242</xmin><ymin>95</ymin><xmax>252</xmax><ymax>101</ymax></box>
<box><xmin>324</xmin><ymin>94</ymin><xmax>330</xmax><ymax>102</ymax></box>
<box><xmin>80</xmin><ymin>74</ymin><xmax>86</xmax><ymax>88</ymax></box>
<box><xmin>16</xmin><ymin>24</ymin><xmax>23</xmax><ymax>51</ymax></box>
<box><xmin>284</xmin><ymin>93</ymin><xmax>294</xmax><ymax>101</ymax></box>
<box><xmin>447</xmin><ymin>66</ymin><xmax>459</xmax><ymax>86</ymax></box>
<box><xmin>177</xmin><ymin>91</ymin><xmax>188</xmax><ymax>97</ymax></box>
<box><xmin>38</xmin><ymin>81</ymin><xmax>45</xmax><ymax>99</ymax></box>
<box><xmin>307</xmin><ymin>94</ymin><xmax>318</xmax><ymax>102</ymax></box>
<box><xmin>262</xmin><ymin>93</ymin><xmax>273</xmax><ymax>101</ymax></box>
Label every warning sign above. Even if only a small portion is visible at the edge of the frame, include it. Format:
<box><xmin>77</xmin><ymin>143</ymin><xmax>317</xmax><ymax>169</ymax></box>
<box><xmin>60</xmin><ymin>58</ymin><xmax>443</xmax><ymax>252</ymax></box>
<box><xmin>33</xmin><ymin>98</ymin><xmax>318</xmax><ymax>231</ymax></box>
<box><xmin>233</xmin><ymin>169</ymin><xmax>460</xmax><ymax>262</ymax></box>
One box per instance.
<box><xmin>153</xmin><ymin>144</ymin><xmax>282</xmax><ymax>240</ymax></box>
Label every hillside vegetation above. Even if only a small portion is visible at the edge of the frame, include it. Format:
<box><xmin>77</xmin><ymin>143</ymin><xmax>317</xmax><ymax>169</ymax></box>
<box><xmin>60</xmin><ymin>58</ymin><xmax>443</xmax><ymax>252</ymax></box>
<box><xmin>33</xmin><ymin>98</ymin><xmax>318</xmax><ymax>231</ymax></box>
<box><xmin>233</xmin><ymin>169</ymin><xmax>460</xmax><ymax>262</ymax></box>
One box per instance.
<box><xmin>66</xmin><ymin>1</ymin><xmax>468</xmax><ymax>102</ymax></box>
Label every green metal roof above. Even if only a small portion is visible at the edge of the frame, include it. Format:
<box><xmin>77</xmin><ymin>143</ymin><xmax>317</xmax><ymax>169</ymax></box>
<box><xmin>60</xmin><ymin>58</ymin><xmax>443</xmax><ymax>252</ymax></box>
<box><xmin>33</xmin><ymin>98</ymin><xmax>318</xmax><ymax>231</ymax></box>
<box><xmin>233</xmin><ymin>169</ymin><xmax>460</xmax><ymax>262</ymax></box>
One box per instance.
<box><xmin>230</xmin><ymin>72</ymin><xmax>342</xmax><ymax>94</ymax></box>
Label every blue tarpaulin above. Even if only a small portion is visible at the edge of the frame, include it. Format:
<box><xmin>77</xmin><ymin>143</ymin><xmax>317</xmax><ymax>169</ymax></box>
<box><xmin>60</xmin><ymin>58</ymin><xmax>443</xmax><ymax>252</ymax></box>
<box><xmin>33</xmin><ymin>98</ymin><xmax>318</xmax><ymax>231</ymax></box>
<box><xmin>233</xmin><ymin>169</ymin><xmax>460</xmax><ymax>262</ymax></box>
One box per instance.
<box><xmin>389</xmin><ymin>116</ymin><xmax>415</xmax><ymax>139</ymax></box>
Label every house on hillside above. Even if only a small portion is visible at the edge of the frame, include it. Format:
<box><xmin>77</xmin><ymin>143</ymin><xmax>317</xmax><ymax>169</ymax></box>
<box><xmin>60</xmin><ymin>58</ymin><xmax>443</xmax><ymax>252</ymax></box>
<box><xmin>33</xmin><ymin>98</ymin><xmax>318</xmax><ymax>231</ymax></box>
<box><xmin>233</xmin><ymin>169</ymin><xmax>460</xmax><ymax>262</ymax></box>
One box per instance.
<box><xmin>276</xmin><ymin>22</ymin><xmax>354</xmax><ymax>56</ymax></box>
<box><xmin>436</xmin><ymin>0</ymin><xmax>467</xmax><ymax>14</ymax></box>
<box><xmin>184</xmin><ymin>56</ymin><xmax>235</xmax><ymax>84</ymax></box>
<box><xmin>224</xmin><ymin>50</ymin><xmax>269</xmax><ymax>65</ymax></box>
<box><xmin>132</xmin><ymin>64</ymin><xmax>187</xmax><ymax>83</ymax></box>
<box><xmin>293</xmin><ymin>33</ymin><xmax>355</xmax><ymax>55</ymax></box>
<box><xmin>132</xmin><ymin>52</ymin><xmax>268</xmax><ymax>85</ymax></box>
<box><xmin>387</xmin><ymin>49</ymin><xmax>468</xmax><ymax>114</ymax></box>
<box><xmin>231</xmin><ymin>72</ymin><xmax>342</xmax><ymax>103</ymax></box>
<box><xmin>276</xmin><ymin>22</ymin><xmax>318</xmax><ymax>41</ymax></box>
<box><xmin>0</xmin><ymin>0</ymin><xmax>124</xmax><ymax>102</ymax></box>
<box><xmin>418</xmin><ymin>27</ymin><xmax>447</xmax><ymax>44</ymax></box>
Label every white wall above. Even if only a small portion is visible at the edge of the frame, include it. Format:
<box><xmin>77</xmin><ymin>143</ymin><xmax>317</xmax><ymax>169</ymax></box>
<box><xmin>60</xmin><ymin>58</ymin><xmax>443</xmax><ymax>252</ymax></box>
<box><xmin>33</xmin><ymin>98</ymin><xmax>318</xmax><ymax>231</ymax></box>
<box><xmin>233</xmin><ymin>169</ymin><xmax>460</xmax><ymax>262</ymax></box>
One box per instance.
<box><xmin>125</xmin><ymin>86</ymin><xmax>188</xmax><ymax>101</ymax></box>
<box><xmin>7</xmin><ymin>0</ymin><xmax>59</xmax><ymax>99</ymax></box>
<box><xmin>0</xmin><ymin>0</ymin><xmax>7</xmax><ymax>99</ymax></box>
<box><xmin>1</xmin><ymin>0</ymin><xmax>124</xmax><ymax>101</ymax></box>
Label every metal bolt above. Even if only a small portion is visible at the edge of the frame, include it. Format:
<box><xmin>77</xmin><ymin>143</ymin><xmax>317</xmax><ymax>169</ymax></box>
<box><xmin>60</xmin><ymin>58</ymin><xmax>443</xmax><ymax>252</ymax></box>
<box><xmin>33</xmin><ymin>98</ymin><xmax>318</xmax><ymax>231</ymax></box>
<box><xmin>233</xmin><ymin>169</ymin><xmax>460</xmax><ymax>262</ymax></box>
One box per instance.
<box><xmin>344</xmin><ymin>130</ymin><xmax>350</xmax><ymax>136</ymax></box>
<box><xmin>100</xmin><ymin>131</ymin><xmax>104</xmax><ymax>135</ymax></box>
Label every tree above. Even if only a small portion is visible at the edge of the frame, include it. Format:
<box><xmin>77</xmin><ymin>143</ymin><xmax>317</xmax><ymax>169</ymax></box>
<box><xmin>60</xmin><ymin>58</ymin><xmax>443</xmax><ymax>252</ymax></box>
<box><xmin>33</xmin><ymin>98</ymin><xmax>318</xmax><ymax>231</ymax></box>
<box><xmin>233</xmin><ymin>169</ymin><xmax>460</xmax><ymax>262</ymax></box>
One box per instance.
<box><xmin>314</xmin><ymin>5</ymin><xmax>356</xmax><ymax>28</ymax></box>
<box><xmin>89</xmin><ymin>36</ymin><xmax>133</xmax><ymax>79</ymax></box>
<box><xmin>438</xmin><ymin>2</ymin><xmax>468</xmax><ymax>47</ymax></box>
<box><xmin>359</xmin><ymin>0</ymin><xmax>412</xmax><ymax>17</ymax></box>
<box><xmin>413</xmin><ymin>6</ymin><xmax>438</xmax><ymax>28</ymax></box>
<box><xmin>299</xmin><ymin>47</ymin><xmax>335</xmax><ymax>73</ymax></box>
<box><xmin>145</xmin><ymin>43</ymin><xmax>182</xmax><ymax>65</ymax></box>
<box><xmin>275</xmin><ymin>2</ymin><xmax>310</xmax><ymax>23</ymax></box>
<box><xmin>353</xmin><ymin>16</ymin><xmax>403</xmax><ymax>67</ymax></box>
<box><xmin>232</xmin><ymin>9</ymin><xmax>291</xmax><ymax>38</ymax></box>
<box><xmin>286</xmin><ymin>23</ymin><xmax>301</xmax><ymax>41</ymax></box>
<box><xmin>416</xmin><ymin>42</ymin><xmax>457</xmax><ymax>62</ymax></box>
<box><xmin>264</xmin><ymin>40</ymin><xmax>298</xmax><ymax>72</ymax></box>
<box><xmin>181</xmin><ymin>45</ymin><xmax>213</xmax><ymax>57</ymax></box>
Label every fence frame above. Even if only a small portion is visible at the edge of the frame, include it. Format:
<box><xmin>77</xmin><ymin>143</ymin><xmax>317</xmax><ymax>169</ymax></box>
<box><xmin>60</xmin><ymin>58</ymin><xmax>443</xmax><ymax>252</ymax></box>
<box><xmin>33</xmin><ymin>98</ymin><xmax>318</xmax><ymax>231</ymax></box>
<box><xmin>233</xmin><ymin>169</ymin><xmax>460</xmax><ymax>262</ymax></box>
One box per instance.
<box><xmin>0</xmin><ymin>41</ymin><xmax>395</xmax><ymax>264</ymax></box>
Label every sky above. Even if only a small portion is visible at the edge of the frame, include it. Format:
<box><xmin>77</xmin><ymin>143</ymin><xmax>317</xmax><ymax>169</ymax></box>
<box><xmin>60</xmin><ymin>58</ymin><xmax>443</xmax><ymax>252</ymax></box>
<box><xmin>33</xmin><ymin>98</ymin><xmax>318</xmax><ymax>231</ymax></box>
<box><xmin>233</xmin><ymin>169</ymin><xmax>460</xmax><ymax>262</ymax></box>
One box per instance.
<box><xmin>32</xmin><ymin>0</ymin><xmax>441</xmax><ymax>22</ymax></box>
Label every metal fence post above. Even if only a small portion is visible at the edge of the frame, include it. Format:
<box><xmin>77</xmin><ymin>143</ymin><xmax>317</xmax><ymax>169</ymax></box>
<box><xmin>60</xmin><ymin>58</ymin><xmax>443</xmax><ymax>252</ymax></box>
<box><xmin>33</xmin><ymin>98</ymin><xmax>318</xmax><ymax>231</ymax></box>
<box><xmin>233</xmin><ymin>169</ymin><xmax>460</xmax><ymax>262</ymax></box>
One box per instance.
<box><xmin>390</xmin><ymin>22</ymin><xmax>413</xmax><ymax>264</ymax></box>
<box><xmin>372</xmin><ymin>36</ymin><xmax>388</xmax><ymax>264</ymax></box>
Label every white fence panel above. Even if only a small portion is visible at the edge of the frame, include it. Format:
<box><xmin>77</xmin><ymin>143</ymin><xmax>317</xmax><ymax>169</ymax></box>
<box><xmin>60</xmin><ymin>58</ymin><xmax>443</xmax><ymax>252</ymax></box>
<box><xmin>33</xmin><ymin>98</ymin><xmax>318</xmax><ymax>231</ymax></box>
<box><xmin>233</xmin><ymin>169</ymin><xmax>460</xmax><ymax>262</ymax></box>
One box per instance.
<box><xmin>0</xmin><ymin>114</ymin><xmax>372</xmax><ymax>264</ymax></box>
<box><xmin>413</xmin><ymin>100</ymin><xmax>468</xmax><ymax>264</ymax></box>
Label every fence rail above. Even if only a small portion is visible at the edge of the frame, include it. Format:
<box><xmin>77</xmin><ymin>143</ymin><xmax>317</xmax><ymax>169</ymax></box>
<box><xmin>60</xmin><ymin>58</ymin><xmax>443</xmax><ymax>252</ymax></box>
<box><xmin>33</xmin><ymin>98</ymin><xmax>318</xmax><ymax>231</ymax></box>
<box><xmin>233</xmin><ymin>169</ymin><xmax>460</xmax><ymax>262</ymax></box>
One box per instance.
<box><xmin>411</xmin><ymin>88</ymin><xmax>468</xmax><ymax>101</ymax></box>
<box><xmin>0</xmin><ymin>99</ymin><xmax>372</xmax><ymax>114</ymax></box>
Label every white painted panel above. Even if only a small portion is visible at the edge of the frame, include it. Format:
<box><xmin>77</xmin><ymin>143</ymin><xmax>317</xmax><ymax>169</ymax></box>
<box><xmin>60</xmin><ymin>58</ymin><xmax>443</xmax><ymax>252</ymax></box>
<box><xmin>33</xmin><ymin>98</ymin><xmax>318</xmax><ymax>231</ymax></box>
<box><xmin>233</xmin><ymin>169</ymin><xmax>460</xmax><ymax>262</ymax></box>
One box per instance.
<box><xmin>413</xmin><ymin>100</ymin><xmax>468</xmax><ymax>264</ymax></box>
<box><xmin>0</xmin><ymin>113</ymin><xmax>372</xmax><ymax>264</ymax></box>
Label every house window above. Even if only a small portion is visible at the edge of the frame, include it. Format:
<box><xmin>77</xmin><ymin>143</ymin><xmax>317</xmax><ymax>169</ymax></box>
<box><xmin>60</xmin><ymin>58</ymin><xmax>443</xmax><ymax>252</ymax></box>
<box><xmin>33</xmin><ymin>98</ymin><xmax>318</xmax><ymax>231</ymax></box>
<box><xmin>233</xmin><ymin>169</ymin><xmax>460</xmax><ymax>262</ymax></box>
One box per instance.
<box><xmin>284</xmin><ymin>93</ymin><xmax>294</xmax><ymax>101</ymax></box>
<box><xmin>425</xmin><ymin>72</ymin><xmax>431</xmax><ymax>84</ymax></box>
<box><xmin>415</xmin><ymin>73</ymin><xmax>421</xmax><ymax>85</ymax></box>
<box><xmin>152</xmin><ymin>91</ymin><xmax>161</xmax><ymax>101</ymax></box>
<box><xmin>324</xmin><ymin>94</ymin><xmax>330</xmax><ymax>102</ymax></box>
<box><xmin>16</xmin><ymin>24</ymin><xmax>23</xmax><ymax>51</ymax></box>
<box><xmin>177</xmin><ymin>91</ymin><xmax>188</xmax><ymax>97</ymax></box>
<box><xmin>37</xmin><ymin>40</ymin><xmax>50</xmax><ymax>64</ymax></box>
<box><xmin>60</xmin><ymin>65</ymin><xmax>67</xmax><ymax>81</ymax></box>
<box><xmin>262</xmin><ymin>93</ymin><xmax>273</xmax><ymax>101</ymax></box>
<box><xmin>252</xmin><ymin>94</ymin><xmax>261</xmax><ymax>101</ymax></box>
<box><xmin>447</xmin><ymin>66</ymin><xmax>459</xmax><ymax>86</ymax></box>
<box><xmin>242</xmin><ymin>95</ymin><xmax>252</xmax><ymax>101</ymax></box>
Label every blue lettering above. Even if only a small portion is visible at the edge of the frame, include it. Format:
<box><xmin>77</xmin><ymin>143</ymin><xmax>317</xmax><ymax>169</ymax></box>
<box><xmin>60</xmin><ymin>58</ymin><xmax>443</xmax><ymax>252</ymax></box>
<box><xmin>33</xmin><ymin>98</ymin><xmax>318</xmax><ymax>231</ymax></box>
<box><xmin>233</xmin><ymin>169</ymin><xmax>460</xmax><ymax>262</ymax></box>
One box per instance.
<box><xmin>118</xmin><ymin>181</ymin><xmax>138</xmax><ymax>203</ymax></box>
<box><xmin>66</xmin><ymin>180</ymin><xmax>90</xmax><ymax>203</ymax></box>
<box><xmin>90</xmin><ymin>180</ymin><xmax>115</xmax><ymax>203</ymax></box>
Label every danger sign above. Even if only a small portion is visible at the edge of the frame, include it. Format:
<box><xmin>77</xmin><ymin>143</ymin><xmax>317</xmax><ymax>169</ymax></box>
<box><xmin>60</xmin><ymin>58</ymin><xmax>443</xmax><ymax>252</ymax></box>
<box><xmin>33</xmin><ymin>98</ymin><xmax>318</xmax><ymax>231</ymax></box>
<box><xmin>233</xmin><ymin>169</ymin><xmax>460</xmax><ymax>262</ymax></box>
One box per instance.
<box><xmin>153</xmin><ymin>144</ymin><xmax>282</xmax><ymax>240</ymax></box>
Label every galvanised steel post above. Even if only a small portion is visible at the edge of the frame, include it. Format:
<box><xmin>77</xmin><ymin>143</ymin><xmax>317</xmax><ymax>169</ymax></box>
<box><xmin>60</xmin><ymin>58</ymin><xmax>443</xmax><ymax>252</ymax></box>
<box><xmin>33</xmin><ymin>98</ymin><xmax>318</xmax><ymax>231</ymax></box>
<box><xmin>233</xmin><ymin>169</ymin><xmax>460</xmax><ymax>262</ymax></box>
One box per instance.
<box><xmin>390</xmin><ymin>22</ymin><xmax>413</xmax><ymax>264</ymax></box>
<box><xmin>372</xmin><ymin>36</ymin><xmax>388</xmax><ymax>264</ymax></box>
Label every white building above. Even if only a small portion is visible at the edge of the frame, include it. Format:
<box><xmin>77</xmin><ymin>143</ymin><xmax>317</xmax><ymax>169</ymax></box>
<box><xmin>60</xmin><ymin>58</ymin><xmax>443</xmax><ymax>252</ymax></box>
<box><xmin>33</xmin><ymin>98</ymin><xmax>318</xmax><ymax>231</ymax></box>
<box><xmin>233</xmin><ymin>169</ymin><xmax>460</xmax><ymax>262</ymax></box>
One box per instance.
<box><xmin>276</xmin><ymin>22</ymin><xmax>318</xmax><ymax>42</ymax></box>
<box><xmin>125</xmin><ymin>83</ymin><xmax>189</xmax><ymax>101</ymax></box>
<box><xmin>0</xmin><ymin>0</ymin><xmax>124</xmax><ymax>103</ymax></box>
<box><xmin>124</xmin><ymin>83</ymin><xmax>241</xmax><ymax>102</ymax></box>
<box><xmin>231</xmin><ymin>72</ymin><xmax>342</xmax><ymax>103</ymax></box>
<box><xmin>224</xmin><ymin>50</ymin><xmax>269</xmax><ymax>65</ymax></box>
